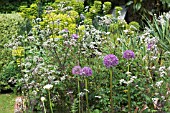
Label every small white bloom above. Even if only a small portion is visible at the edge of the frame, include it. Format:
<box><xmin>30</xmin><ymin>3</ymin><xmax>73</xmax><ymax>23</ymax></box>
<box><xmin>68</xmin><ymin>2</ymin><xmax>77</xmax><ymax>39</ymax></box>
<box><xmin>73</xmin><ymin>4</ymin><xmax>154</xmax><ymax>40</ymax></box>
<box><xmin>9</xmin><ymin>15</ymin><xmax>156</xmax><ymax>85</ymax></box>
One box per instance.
<box><xmin>95</xmin><ymin>96</ymin><xmax>101</xmax><ymax>99</ymax></box>
<box><xmin>161</xmin><ymin>96</ymin><xmax>165</xmax><ymax>100</ymax></box>
<box><xmin>152</xmin><ymin>97</ymin><xmax>159</xmax><ymax>105</ymax></box>
<box><xmin>159</xmin><ymin>66</ymin><xmax>166</xmax><ymax>72</ymax></box>
<box><xmin>160</xmin><ymin>71</ymin><xmax>167</xmax><ymax>77</ymax></box>
<box><xmin>32</xmin><ymin>90</ymin><xmax>37</xmax><ymax>95</ymax></box>
<box><xmin>67</xmin><ymin>91</ymin><xmax>73</xmax><ymax>95</ymax></box>
<box><xmin>155</xmin><ymin>81</ymin><xmax>163</xmax><ymax>88</ymax></box>
<box><xmin>41</xmin><ymin>97</ymin><xmax>46</xmax><ymax>102</ymax></box>
<box><xmin>84</xmin><ymin>89</ymin><xmax>89</xmax><ymax>93</ymax></box>
<box><xmin>119</xmin><ymin>79</ymin><xmax>125</xmax><ymax>85</ymax></box>
<box><xmin>43</xmin><ymin>84</ymin><xmax>53</xmax><ymax>90</ymax></box>
<box><xmin>151</xmin><ymin>66</ymin><xmax>156</xmax><ymax>70</ymax></box>
<box><xmin>54</xmin><ymin>80</ymin><xmax>60</xmax><ymax>85</ymax></box>
<box><xmin>155</xmin><ymin>93</ymin><xmax>159</xmax><ymax>95</ymax></box>
<box><xmin>79</xmin><ymin>92</ymin><xmax>85</xmax><ymax>96</ymax></box>
<box><xmin>131</xmin><ymin>76</ymin><xmax>137</xmax><ymax>79</ymax></box>
<box><xmin>167</xmin><ymin>66</ymin><xmax>170</xmax><ymax>71</ymax></box>
<box><xmin>126</xmin><ymin>71</ymin><xmax>132</xmax><ymax>75</ymax></box>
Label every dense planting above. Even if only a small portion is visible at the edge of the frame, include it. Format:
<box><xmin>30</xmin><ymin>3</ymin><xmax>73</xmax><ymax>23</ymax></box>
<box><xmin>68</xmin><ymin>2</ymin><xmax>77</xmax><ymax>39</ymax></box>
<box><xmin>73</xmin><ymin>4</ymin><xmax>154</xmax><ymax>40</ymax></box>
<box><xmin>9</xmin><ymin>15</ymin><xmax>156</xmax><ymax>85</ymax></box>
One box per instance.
<box><xmin>0</xmin><ymin>0</ymin><xmax>170</xmax><ymax>113</ymax></box>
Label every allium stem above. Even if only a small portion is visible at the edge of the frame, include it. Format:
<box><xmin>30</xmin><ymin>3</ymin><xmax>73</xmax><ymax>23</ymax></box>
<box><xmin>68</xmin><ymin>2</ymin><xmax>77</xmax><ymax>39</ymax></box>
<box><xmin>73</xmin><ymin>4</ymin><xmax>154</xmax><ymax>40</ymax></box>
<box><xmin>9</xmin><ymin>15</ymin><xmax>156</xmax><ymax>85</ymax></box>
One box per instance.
<box><xmin>78</xmin><ymin>77</ymin><xmax>81</xmax><ymax>113</ymax></box>
<box><xmin>85</xmin><ymin>78</ymin><xmax>89</xmax><ymax>113</ymax></box>
<box><xmin>48</xmin><ymin>90</ymin><xmax>53</xmax><ymax>113</ymax></box>
<box><xmin>127</xmin><ymin>63</ymin><xmax>131</xmax><ymax>113</ymax></box>
<box><xmin>109</xmin><ymin>69</ymin><xmax>114</xmax><ymax>113</ymax></box>
<box><xmin>128</xmin><ymin>84</ymin><xmax>131</xmax><ymax>113</ymax></box>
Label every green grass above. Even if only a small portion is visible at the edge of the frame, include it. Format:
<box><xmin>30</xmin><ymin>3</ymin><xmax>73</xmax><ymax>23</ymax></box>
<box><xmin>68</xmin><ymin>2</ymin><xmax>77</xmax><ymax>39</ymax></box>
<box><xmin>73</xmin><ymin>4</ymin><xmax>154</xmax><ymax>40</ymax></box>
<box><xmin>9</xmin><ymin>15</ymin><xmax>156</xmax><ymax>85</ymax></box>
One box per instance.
<box><xmin>0</xmin><ymin>93</ymin><xmax>16</xmax><ymax>113</ymax></box>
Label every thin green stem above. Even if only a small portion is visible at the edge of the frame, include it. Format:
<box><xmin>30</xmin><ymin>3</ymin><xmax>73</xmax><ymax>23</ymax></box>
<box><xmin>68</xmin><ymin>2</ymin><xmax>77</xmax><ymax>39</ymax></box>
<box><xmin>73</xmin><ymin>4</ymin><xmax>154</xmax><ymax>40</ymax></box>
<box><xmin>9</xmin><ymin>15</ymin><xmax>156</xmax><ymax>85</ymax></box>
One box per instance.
<box><xmin>127</xmin><ymin>62</ymin><xmax>131</xmax><ymax>113</ymax></box>
<box><xmin>48</xmin><ymin>90</ymin><xmax>53</xmax><ymax>113</ymax></box>
<box><xmin>42</xmin><ymin>102</ymin><xmax>47</xmax><ymax>113</ymax></box>
<box><xmin>109</xmin><ymin>69</ymin><xmax>114</xmax><ymax>113</ymax></box>
<box><xmin>127</xmin><ymin>84</ymin><xmax>131</xmax><ymax>113</ymax></box>
<box><xmin>78</xmin><ymin>77</ymin><xmax>81</xmax><ymax>113</ymax></box>
<box><xmin>85</xmin><ymin>78</ymin><xmax>89</xmax><ymax>113</ymax></box>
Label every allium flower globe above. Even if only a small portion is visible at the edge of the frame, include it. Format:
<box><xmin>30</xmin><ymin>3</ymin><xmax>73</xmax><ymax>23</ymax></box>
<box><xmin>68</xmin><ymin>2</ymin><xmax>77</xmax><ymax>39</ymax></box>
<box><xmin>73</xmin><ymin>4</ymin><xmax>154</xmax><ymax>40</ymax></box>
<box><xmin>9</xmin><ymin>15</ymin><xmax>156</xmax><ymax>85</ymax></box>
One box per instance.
<box><xmin>72</xmin><ymin>66</ymin><xmax>81</xmax><ymax>75</ymax></box>
<box><xmin>80</xmin><ymin>67</ymin><xmax>92</xmax><ymax>76</ymax></box>
<box><xmin>103</xmin><ymin>54</ymin><xmax>119</xmax><ymax>68</ymax></box>
<box><xmin>123</xmin><ymin>50</ymin><xmax>135</xmax><ymax>60</ymax></box>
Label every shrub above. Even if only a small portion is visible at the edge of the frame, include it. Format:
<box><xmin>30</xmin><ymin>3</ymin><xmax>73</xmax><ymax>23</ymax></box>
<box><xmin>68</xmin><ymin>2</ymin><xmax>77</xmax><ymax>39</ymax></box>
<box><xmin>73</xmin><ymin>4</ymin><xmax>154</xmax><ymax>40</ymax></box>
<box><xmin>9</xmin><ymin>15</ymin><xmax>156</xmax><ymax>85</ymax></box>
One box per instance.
<box><xmin>0</xmin><ymin>14</ymin><xmax>25</xmax><ymax>92</ymax></box>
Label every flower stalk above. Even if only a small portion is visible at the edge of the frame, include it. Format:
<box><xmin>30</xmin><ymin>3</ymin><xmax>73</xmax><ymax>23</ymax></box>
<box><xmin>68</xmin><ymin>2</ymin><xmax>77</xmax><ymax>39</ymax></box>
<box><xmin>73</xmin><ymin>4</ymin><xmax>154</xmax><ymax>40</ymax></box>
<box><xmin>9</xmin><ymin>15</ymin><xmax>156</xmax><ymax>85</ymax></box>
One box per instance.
<box><xmin>78</xmin><ymin>77</ymin><xmax>81</xmax><ymax>113</ymax></box>
<box><xmin>85</xmin><ymin>78</ymin><xmax>90</xmax><ymax>113</ymax></box>
<box><xmin>48</xmin><ymin>90</ymin><xmax>53</xmax><ymax>113</ymax></box>
<box><xmin>109</xmin><ymin>68</ymin><xmax>114</xmax><ymax>113</ymax></box>
<box><xmin>127</xmin><ymin>62</ymin><xmax>131</xmax><ymax>113</ymax></box>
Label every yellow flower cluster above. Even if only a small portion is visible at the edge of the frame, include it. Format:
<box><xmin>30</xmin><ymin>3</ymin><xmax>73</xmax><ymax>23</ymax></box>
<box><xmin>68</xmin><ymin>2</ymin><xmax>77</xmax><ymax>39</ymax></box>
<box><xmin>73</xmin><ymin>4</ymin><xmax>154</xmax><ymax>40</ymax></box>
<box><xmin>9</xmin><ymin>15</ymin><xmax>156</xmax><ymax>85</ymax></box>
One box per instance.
<box><xmin>42</xmin><ymin>11</ymin><xmax>79</xmax><ymax>37</ymax></box>
<box><xmin>12</xmin><ymin>47</ymin><xmax>24</xmax><ymax>57</ymax></box>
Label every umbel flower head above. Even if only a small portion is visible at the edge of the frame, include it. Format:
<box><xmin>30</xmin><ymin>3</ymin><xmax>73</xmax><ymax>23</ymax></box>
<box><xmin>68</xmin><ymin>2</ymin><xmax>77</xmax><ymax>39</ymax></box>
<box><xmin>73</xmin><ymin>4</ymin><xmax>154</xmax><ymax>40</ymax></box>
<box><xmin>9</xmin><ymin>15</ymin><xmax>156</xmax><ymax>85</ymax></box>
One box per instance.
<box><xmin>103</xmin><ymin>54</ymin><xmax>119</xmax><ymax>68</ymax></box>
<box><xmin>123</xmin><ymin>50</ymin><xmax>135</xmax><ymax>60</ymax></box>
<box><xmin>72</xmin><ymin>66</ymin><xmax>81</xmax><ymax>75</ymax></box>
<box><xmin>80</xmin><ymin>67</ymin><xmax>92</xmax><ymax>76</ymax></box>
<box><xmin>43</xmin><ymin>84</ymin><xmax>53</xmax><ymax>90</ymax></box>
<box><xmin>41</xmin><ymin>97</ymin><xmax>46</xmax><ymax>102</ymax></box>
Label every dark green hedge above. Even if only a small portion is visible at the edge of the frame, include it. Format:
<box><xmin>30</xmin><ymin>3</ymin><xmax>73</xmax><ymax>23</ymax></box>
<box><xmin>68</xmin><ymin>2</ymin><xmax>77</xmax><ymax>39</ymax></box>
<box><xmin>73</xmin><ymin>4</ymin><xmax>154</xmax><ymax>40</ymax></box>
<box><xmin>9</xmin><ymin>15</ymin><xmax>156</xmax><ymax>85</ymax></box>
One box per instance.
<box><xmin>0</xmin><ymin>0</ymin><xmax>55</xmax><ymax>13</ymax></box>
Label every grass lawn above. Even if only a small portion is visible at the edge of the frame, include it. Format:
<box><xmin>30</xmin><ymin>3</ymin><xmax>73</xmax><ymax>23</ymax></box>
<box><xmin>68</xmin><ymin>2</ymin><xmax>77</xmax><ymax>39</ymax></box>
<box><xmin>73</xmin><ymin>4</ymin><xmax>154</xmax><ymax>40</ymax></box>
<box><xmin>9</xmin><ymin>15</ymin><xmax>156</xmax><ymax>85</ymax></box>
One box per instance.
<box><xmin>0</xmin><ymin>93</ymin><xmax>16</xmax><ymax>113</ymax></box>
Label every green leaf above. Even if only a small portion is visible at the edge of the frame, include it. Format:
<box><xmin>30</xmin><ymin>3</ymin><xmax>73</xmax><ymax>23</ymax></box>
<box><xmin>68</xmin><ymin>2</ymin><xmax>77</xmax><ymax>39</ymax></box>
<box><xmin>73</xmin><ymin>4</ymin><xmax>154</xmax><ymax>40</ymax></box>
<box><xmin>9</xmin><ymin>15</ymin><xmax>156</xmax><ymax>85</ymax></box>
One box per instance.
<box><xmin>126</xmin><ymin>1</ymin><xmax>133</xmax><ymax>6</ymax></box>
<box><xmin>135</xmin><ymin>3</ymin><xmax>142</xmax><ymax>11</ymax></box>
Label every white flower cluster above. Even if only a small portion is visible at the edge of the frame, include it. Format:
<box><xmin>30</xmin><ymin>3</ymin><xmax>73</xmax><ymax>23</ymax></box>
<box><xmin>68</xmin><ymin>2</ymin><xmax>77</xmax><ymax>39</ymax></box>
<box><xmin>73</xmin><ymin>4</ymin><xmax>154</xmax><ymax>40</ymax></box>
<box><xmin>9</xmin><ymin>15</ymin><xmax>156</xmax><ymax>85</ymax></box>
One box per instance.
<box><xmin>119</xmin><ymin>76</ymin><xmax>137</xmax><ymax>85</ymax></box>
<box><xmin>43</xmin><ymin>84</ymin><xmax>53</xmax><ymax>90</ymax></box>
<box><xmin>155</xmin><ymin>80</ymin><xmax>163</xmax><ymax>88</ymax></box>
<box><xmin>159</xmin><ymin>66</ymin><xmax>167</xmax><ymax>77</ymax></box>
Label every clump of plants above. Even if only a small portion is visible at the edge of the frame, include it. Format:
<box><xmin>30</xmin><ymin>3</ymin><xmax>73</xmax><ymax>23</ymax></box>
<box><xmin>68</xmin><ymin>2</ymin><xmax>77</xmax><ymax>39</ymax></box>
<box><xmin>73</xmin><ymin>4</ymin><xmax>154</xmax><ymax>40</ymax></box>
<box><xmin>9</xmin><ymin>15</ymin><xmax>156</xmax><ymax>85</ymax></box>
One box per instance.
<box><xmin>0</xmin><ymin>14</ymin><xmax>25</xmax><ymax>92</ymax></box>
<box><xmin>6</xmin><ymin>1</ymin><xmax>170</xmax><ymax>113</ymax></box>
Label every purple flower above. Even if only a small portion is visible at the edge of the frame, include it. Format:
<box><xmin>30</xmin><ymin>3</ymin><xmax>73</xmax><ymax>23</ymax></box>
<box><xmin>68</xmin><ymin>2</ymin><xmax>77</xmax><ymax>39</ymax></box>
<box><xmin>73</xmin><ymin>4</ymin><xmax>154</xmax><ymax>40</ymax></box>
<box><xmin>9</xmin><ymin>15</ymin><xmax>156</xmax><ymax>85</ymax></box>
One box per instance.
<box><xmin>80</xmin><ymin>67</ymin><xmax>92</xmax><ymax>76</ymax></box>
<box><xmin>64</xmin><ymin>29</ymin><xmax>69</xmax><ymax>33</ymax></box>
<box><xmin>72</xmin><ymin>66</ymin><xmax>81</xmax><ymax>75</ymax></box>
<box><xmin>103</xmin><ymin>54</ymin><xmax>119</xmax><ymax>68</ymax></box>
<box><xmin>147</xmin><ymin>43</ymin><xmax>154</xmax><ymax>50</ymax></box>
<box><xmin>123</xmin><ymin>50</ymin><xmax>135</xmax><ymax>60</ymax></box>
<box><xmin>72</xmin><ymin>34</ymin><xmax>79</xmax><ymax>39</ymax></box>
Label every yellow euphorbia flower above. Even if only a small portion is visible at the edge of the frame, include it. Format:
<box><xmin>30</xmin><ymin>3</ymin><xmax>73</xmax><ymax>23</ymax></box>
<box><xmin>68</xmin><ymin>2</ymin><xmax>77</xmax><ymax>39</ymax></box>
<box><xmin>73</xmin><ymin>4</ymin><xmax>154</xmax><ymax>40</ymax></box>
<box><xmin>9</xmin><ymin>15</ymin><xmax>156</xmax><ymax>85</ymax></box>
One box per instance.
<box><xmin>12</xmin><ymin>46</ymin><xmax>24</xmax><ymax>57</ymax></box>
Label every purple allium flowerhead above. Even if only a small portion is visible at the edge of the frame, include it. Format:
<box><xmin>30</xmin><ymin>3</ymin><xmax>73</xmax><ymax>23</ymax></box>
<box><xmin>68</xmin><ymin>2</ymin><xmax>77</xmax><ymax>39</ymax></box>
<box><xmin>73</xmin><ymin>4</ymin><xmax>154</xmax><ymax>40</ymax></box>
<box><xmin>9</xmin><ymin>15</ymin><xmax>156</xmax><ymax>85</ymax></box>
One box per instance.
<box><xmin>72</xmin><ymin>66</ymin><xmax>81</xmax><ymax>75</ymax></box>
<box><xmin>103</xmin><ymin>54</ymin><xmax>119</xmax><ymax>68</ymax></box>
<box><xmin>72</xmin><ymin>34</ymin><xmax>79</xmax><ymax>39</ymax></box>
<box><xmin>80</xmin><ymin>67</ymin><xmax>92</xmax><ymax>76</ymax></box>
<box><xmin>123</xmin><ymin>50</ymin><xmax>135</xmax><ymax>60</ymax></box>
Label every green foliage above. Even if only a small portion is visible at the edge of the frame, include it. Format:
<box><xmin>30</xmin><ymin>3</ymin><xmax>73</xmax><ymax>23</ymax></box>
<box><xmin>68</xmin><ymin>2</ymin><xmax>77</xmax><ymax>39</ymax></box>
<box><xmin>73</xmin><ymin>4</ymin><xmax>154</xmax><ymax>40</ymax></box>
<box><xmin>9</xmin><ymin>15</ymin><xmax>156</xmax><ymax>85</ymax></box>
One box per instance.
<box><xmin>0</xmin><ymin>0</ymin><xmax>36</xmax><ymax>13</ymax></box>
<box><xmin>103</xmin><ymin>2</ymin><xmax>112</xmax><ymax>14</ymax></box>
<box><xmin>71</xmin><ymin>0</ymin><xmax>84</xmax><ymax>14</ymax></box>
<box><xmin>128</xmin><ymin>21</ymin><xmax>140</xmax><ymax>31</ymax></box>
<box><xmin>145</xmin><ymin>12</ymin><xmax>170</xmax><ymax>52</ymax></box>
<box><xmin>0</xmin><ymin>14</ymin><xmax>25</xmax><ymax>92</ymax></box>
<box><xmin>115</xmin><ymin>6</ymin><xmax>123</xmax><ymax>18</ymax></box>
<box><xmin>19</xmin><ymin>3</ymin><xmax>38</xmax><ymax>20</ymax></box>
<box><xmin>71</xmin><ymin>98</ymin><xmax>78</xmax><ymax>113</ymax></box>
<box><xmin>2</xmin><ymin>1</ymin><xmax>170</xmax><ymax>113</ymax></box>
